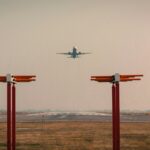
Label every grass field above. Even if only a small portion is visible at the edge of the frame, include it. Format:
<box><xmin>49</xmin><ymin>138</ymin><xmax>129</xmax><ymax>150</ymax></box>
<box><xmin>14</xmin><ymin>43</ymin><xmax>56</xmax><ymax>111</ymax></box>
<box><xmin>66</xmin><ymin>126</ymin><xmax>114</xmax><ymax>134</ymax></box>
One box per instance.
<box><xmin>0</xmin><ymin>121</ymin><xmax>150</xmax><ymax>150</ymax></box>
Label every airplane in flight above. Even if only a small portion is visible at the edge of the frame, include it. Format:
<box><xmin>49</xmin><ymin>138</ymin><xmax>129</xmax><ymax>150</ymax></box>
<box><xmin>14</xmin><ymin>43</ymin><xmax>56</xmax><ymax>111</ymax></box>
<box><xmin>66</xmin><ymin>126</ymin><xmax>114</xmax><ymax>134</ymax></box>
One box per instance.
<box><xmin>57</xmin><ymin>46</ymin><xmax>91</xmax><ymax>59</ymax></box>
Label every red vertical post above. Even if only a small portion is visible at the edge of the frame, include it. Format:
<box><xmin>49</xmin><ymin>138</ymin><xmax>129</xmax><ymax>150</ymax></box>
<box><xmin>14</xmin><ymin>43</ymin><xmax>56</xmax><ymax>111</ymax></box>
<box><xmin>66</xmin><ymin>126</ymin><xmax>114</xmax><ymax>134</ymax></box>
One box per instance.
<box><xmin>7</xmin><ymin>82</ymin><xmax>12</xmax><ymax>150</ymax></box>
<box><xmin>115</xmin><ymin>82</ymin><xmax>120</xmax><ymax>150</ymax></box>
<box><xmin>112</xmin><ymin>82</ymin><xmax>120</xmax><ymax>150</ymax></box>
<box><xmin>12</xmin><ymin>83</ymin><xmax>16</xmax><ymax>150</ymax></box>
<box><xmin>112</xmin><ymin>83</ymin><xmax>116</xmax><ymax>150</ymax></box>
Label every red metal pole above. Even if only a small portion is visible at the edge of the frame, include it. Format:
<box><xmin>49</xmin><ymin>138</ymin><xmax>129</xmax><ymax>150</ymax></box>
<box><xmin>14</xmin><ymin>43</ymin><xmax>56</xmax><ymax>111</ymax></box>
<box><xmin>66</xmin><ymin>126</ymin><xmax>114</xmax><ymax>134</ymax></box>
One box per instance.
<box><xmin>7</xmin><ymin>82</ymin><xmax>12</xmax><ymax>150</ymax></box>
<box><xmin>112</xmin><ymin>84</ymin><xmax>116</xmax><ymax>150</ymax></box>
<box><xmin>112</xmin><ymin>82</ymin><xmax>120</xmax><ymax>150</ymax></box>
<box><xmin>12</xmin><ymin>83</ymin><xmax>16</xmax><ymax>150</ymax></box>
<box><xmin>115</xmin><ymin>82</ymin><xmax>120</xmax><ymax>150</ymax></box>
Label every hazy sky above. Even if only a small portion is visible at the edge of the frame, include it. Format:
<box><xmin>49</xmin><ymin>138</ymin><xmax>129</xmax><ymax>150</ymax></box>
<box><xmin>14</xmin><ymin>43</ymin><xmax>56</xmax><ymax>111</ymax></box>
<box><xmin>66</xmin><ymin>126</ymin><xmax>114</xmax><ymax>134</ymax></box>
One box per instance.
<box><xmin>0</xmin><ymin>0</ymin><xmax>150</xmax><ymax>111</ymax></box>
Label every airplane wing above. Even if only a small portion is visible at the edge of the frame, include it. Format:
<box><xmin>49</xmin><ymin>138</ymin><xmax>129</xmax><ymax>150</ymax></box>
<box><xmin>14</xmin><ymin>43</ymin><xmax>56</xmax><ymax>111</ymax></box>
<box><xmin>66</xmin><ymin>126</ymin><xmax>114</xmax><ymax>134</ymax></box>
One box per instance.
<box><xmin>56</xmin><ymin>52</ymin><xmax>71</xmax><ymax>55</ymax></box>
<box><xmin>78</xmin><ymin>52</ymin><xmax>91</xmax><ymax>55</ymax></box>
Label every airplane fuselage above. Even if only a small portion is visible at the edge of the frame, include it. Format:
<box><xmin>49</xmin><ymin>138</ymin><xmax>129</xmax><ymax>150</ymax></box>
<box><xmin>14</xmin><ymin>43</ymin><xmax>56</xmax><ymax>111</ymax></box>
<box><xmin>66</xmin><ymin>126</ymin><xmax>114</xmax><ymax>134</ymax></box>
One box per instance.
<box><xmin>72</xmin><ymin>47</ymin><xmax>78</xmax><ymax>58</ymax></box>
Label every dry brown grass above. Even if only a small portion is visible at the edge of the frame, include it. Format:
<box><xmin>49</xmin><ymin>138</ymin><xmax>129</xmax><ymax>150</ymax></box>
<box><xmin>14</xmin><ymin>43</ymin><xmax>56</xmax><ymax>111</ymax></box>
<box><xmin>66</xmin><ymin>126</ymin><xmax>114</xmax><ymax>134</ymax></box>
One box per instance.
<box><xmin>0</xmin><ymin>121</ymin><xmax>150</xmax><ymax>150</ymax></box>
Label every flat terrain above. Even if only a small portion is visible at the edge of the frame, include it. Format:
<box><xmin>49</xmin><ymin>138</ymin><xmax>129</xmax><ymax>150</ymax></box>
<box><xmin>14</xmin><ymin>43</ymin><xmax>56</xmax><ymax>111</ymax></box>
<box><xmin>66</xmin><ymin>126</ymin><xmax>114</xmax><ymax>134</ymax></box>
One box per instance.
<box><xmin>0</xmin><ymin>121</ymin><xmax>150</xmax><ymax>150</ymax></box>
